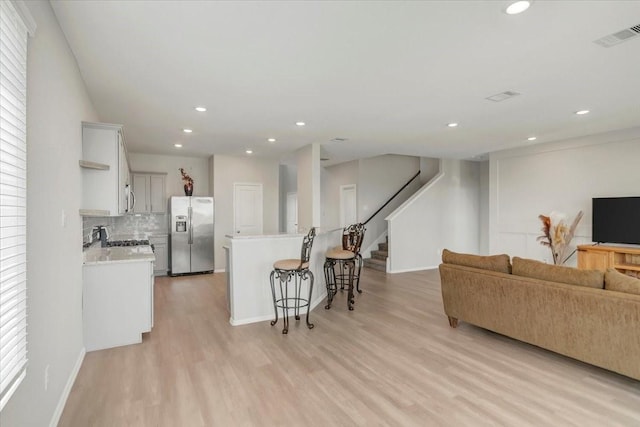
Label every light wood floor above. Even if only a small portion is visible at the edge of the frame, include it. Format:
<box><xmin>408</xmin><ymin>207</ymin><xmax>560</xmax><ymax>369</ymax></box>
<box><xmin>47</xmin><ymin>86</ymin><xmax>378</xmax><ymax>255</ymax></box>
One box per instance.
<box><xmin>59</xmin><ymin>268</ymin><xmax>640</xmax><ymax>426</ymax></box>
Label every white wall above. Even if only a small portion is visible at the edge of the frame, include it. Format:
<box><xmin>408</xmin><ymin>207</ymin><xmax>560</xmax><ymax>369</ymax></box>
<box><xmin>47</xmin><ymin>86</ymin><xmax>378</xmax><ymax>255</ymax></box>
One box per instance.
<box><xmin>479</xmin><ymin>160</ymin><xmax>490</xmax><ymax>254</ymax></box>
<box><xmin>296</xmin><ymin>143</ymin><xmax>321</xmax><ymax>229</ymax></box>
<box><xmin>387</xmin><ymin>159</ymin><xmax>480</xmax><ymax>272</ymax></box>
<box><xmin>440</xmin><ymin>160</ymin><xmax>480</xmax><ymax>252</ymax></box>
<box><xmin>212</xmin><ymin>155</ymin><xmax>279</xmax><ymax>270</ymax></box>
<box><xmin>0</xmin><ymin>2</ymin><xmax>98</xmax><ymax>426</ymax></box>
<box><xmin>128</xmin><ymin>152</ymin><xmax>210</xmax><ymax>198</ymax></box>
<box><xmin>321</xmin><ymin>159</ymin><xmax>358</xmax><ymax>229</ymax></box>
<box><xmin>358</xmin><ymin>155</ymin><xmax>421</xmax><ymax>255</ymax></box>
<box><xmin>279</xmin><ymin>164</ymin><xmax>297</xmax><ymax>232</ymax></box>
<box><xmin>419</xmin><ymin>157</ymin><xmax>440</xmax><ymax>185</ymax></box>
<box><xmin>321</xmin><ymin>155</ymin><xmax>422</xmax><ymax>255</ymax></box>
<box><xmin>489</xmin><ymin>127</ymin><xmax>640</xmax><ymax>264</ymax></box>
<box><xmin>358</xmin><ymin>155</ymin><xmax>420</xmax><ymax>222</ymax></box>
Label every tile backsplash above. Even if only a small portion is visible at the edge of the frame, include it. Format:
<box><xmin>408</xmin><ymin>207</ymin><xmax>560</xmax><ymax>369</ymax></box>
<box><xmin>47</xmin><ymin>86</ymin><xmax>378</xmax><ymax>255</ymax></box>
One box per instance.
<box><xmin>83</xmin><ymin>213</ymin><xmax>169</xmax><ymax>244</ymax></box>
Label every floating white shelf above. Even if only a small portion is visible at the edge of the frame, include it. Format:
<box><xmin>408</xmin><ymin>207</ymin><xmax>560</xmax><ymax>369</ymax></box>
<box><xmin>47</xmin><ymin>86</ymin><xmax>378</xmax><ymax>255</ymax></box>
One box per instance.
<box><xmin>79</xmin><ymin>160</ymin><xmax>110</xmax><ymax>170</ymax></box>
<box><xmin>79</xmin><ymin>209</ymin><xmax>110</xmax><ymax>217</ymax></box>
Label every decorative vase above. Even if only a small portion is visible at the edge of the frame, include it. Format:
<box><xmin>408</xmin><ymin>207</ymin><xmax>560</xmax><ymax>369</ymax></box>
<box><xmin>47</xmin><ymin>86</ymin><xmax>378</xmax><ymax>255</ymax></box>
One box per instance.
<box><xmin>184</xmin><ymin>182</ymin><xmax>193</xmax><ymax>196</ymax></box>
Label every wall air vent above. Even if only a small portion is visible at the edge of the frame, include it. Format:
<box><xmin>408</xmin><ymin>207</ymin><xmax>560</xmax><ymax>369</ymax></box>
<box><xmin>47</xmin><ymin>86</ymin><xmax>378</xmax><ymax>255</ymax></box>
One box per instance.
<box><xmin>594</xmin><ymin>24</ymin><xmax>640</xmax><ymax>47</ymax></box>
<box><xmin>485</xmin><ymin>91</ymin><xmax>520</xmax><ymax>102</ymax></box>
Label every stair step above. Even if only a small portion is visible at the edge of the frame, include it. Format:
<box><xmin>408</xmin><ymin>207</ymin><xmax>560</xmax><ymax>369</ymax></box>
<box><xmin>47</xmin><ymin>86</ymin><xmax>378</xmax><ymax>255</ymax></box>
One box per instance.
<box><xmin>371</xmin><ymin>250</ymin><xmax>388</xmax><ymax>261</ymax></box>
<box><xmin>378</xmin><ymin>242</ymin><xmax>388</xmax><ymax>252</ymax></box>
<box><xmin>363</xmin><ymin>257</ymin><xmax>387</xmax><ymax>272</ymax></box>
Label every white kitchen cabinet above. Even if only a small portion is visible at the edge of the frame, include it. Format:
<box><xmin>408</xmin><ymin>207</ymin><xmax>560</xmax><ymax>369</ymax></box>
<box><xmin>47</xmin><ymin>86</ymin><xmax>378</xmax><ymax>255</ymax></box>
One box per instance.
<box><xmin>132</xmin><ymin>174</ymin><xmax>148</xmax><ymax>212</ymax></box>
<box><xmin>81</xmin><ymin>122</ymin><xmax>132</xmax><ymax>216</ymax></box>
<box><xmin>132</xmin><ymin>172</ymin><xmax>166</xmax><ymax>213</ymax></box>
<box><xmin>82</xmin><ymin>258</ymin><xmax>154</xmax><ymax>351</ymax></box>
<box><xmin>149</xmin><ymin>235</ymin><xmax>169</xmax><ymax>276</ymax></box>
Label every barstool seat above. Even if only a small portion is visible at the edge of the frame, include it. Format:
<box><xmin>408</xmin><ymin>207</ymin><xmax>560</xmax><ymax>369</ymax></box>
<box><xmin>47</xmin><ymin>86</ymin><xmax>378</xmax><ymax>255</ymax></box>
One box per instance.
<box><xmin>324</xmin><ymin>249</ymin><xmax>355</xmax><ymax>260</ymax></box>
<box><xmin>269</xmin><ymin>228</ymin><xmax>316</xmax><ymax>334</ymax></box>
<box><xmin>273</xmin><ymin>259</ymin><xmax>309</xmax><ymax>270</ymax></box>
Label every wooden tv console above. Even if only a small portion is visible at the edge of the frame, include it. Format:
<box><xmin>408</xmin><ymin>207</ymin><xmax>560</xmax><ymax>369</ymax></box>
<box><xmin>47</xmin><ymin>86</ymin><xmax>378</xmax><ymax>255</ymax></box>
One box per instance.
<box><xmin>577</xmin><ymin>244</ymin><xmax>640</xmax><ymax>277</ymax></box>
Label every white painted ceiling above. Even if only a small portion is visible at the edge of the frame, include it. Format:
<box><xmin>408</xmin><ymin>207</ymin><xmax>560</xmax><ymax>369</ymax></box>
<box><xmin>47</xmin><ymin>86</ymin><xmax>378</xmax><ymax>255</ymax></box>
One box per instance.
<box><xmin>51</xmin><ymin>1</ymin><xmax>640</xmax><ymax>165</ymax></box>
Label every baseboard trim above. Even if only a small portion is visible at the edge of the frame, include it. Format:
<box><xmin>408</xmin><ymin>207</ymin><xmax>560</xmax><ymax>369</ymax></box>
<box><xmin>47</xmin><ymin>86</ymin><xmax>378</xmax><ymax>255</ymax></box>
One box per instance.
<box><xmin>214</xmin><ymin>268</ymin><xmax>226</xmax><ymax>273</ymax></box>
<box><xmin>50</xmin><ymin>346</ymin><xmax>85</xmax><ymax>427</ymax></box>
<box><xmin>229</xmin><ymin>313</ymin><xmax>272</xmax><ymax>326</ymax></box>
<box><xmin>229</xmin><ymin>290</ymin><xmax>328</xmax><ymax>326</ymax></box>
<box><xmin>387</xmin><ymin>265</ymin><xmax>438</xmax><ymax>274</ymax></box>
<box><xmin>310</xmin><ymin>290</ymin><xmax>328</xmax><ymax>311</ymax></box>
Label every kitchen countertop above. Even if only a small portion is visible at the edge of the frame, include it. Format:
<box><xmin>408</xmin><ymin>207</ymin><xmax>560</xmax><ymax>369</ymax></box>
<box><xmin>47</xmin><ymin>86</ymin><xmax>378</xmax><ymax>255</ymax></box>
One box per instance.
<box><xmin>83</xmin><ymin>245</ymin><xmax>155</xmax><ymax>265</ymax></box>
<box><xmin>225</xmin><ymin>232</ymin><xmax>303</xmax><ymax>240</ymax></box>
<box><xmin>225</xmin><ymin>227</ymin><xmax>341</xmax><ymax>240</ymax></box>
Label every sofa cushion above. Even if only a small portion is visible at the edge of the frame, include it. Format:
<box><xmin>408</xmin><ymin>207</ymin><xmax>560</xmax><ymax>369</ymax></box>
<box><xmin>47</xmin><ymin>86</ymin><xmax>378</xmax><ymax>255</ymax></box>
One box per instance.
<box><xmin>605</xmin><ymin>269</ymin><xmax>640</xmax><ymax>295</ymax></box>
<box><xmin>442</xmin><ymin>249</ymin><xmax>511</xmax><ymax>274</ymax></box>
<box><xmin>512</xmin><ymin>257</ymin><xmax>604</xmax><ymax>289</ymax></box>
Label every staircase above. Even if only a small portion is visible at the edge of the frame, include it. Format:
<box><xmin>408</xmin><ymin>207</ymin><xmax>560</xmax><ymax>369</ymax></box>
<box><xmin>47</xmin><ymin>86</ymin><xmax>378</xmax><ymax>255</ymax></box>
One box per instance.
<box><xmin>363</xmin><ymin>237</ymin><xmax>388</xmax><ymax>272</ymax></box>
<box><xmin>359</xmin><ymin>170</ymin><xmax>421</xmax><ymax>275</ymax></box>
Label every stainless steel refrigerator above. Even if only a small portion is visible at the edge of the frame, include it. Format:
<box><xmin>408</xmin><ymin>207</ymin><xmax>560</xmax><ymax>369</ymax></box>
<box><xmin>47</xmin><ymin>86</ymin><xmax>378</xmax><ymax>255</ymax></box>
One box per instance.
<box><xmin>170</xmin><ymin>196</ymin><xmax>214</xmax><ymax>275</ymax></box>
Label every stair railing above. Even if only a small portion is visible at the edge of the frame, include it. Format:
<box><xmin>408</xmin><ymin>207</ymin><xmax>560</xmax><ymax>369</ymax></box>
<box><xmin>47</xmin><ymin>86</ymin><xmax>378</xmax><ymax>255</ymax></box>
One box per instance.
<box><xmin>363</xmin><ymin>170</ymin><xmax>421</xmax><ymax>226</ymax></box>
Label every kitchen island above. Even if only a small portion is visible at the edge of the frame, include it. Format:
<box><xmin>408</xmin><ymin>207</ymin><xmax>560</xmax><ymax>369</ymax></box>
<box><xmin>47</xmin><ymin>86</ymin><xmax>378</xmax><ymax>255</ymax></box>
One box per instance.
<box><xmin>83</xmin><ymin>245</ymin><xmax>155</xmax><ymax>351</ymax></box>
<box><xmin>225</xmin><ymin>228</ymin><xmax>342</xmax><ymax>326</ymax></box>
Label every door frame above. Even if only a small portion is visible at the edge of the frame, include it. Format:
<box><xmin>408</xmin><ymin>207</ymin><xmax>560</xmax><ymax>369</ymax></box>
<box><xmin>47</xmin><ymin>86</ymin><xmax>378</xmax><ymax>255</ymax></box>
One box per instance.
<box><xmin>286</xmin><ymin>192</ymin><xmax>298</xmax><ymax>234</ymax></box>
<box><xmin>340</xmin><ymin>184</ymin><xmax>357</xmax><ymax>227</ymax></box>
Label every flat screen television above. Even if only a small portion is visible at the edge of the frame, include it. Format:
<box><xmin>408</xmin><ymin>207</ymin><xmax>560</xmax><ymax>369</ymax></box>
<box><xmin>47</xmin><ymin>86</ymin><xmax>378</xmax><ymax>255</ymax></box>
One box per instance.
<box><xmin>592</xmin><ymin>197</ymin><xmax>640</xmax><ymax>245</ymax></box>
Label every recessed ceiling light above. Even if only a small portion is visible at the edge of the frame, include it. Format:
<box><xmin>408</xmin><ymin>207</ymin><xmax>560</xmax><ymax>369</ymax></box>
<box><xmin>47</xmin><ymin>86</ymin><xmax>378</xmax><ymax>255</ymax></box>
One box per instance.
<box><xmin>194</xmin><ymin>106</ymin><xmax>207</xmax><ymax>112</ymax></box>
<box><xmin>246</xmin><ymin>150</ymin><xmax>253</xmax><ymax>154</ymax></box>
<box><xmin>183</xmin><ymin>128</ymin><xmax>193</xmax><ymax>133</ymax></box>
<box><xmin>296</xmin><ymin>121</ymin><xmax>306</xmax><ymax>126</ymax></box>
<box><xmin>267</xmin><ymin>138</ymin><xmax>276</xmax><ymax>142</ymax></box>
<box><xmin>174</xmin><ymin>143</ymin><xmax>183</xmax><ymax>148</ymax></box>
<box><xmin>447</xmin><ymin>123</ymin><xmax>459</xmax><ymax>128</ymax></box>
<box><xmin>575</xmin><ymin>110</ymin><xmax>590</xmax><ymax>115</ymax></box>
<box><xmin>527</xmin><ymin>136</ymin><xmax>537</xmax><ymax>141</ymax></box>
<box><xmin>505</xmin><ymin>1</ymin><xmax>531</xmax><ymax>15</ymax></box>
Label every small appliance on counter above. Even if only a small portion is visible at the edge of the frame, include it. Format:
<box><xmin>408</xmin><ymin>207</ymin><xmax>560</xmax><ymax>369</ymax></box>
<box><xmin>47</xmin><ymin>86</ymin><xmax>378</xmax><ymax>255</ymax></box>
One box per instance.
<box><xmin>90</xmin><ymin>225</ymin><xmax>110</xmax><ymax>247</ymax></box>
<box><xmin>170</xmin><ymin>196</ymin><xmax>214</xmax><ymax>275</ymax></box>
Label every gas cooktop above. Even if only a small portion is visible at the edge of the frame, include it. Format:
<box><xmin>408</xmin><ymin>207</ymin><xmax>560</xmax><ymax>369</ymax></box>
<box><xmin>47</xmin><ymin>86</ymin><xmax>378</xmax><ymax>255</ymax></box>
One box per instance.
<box><xmin>106</xmin><ymin>239</ymin><xmax>150</xmax><ymax>247</ymax></box>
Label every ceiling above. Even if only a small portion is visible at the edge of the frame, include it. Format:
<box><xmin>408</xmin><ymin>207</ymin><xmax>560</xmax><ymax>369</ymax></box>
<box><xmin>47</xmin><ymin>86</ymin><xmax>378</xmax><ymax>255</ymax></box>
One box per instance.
<box><xmin>51</xmin><ymin>1</ymin><xmax>640</xmax><ymax>165</ymax></box>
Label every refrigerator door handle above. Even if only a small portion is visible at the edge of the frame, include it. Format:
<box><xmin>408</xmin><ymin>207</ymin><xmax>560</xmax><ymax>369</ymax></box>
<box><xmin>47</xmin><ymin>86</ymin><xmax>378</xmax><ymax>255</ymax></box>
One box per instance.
<box><xmin>188</xmin><ymin>206</ymin><xmax>193</xmax><ymax>244</ymax></box>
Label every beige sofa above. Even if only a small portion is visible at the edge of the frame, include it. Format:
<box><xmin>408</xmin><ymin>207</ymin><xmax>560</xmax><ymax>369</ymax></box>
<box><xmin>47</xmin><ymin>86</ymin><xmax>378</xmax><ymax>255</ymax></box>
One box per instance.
<box><xmin>439</xmin><ymin>250</ymin><xmax>640</xmax><ymax>381</ymax></box>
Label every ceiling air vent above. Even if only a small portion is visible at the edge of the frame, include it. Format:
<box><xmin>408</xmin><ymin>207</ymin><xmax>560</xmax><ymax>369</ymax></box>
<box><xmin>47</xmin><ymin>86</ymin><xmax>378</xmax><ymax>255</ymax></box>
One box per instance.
<box><xmin>594</xmin><ymin>24</ymin><xmax>640</xmax><ymax>47</ymax></box>
<box><xmin>485</xmin><ymin>91</ymin><xmax>520</xmax><ymax>102</ymax></box>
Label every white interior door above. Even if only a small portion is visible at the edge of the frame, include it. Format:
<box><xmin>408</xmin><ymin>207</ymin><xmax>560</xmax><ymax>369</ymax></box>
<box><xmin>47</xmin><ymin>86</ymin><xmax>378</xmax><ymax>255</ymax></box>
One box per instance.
<box><xmin>234</xmin><ymin>183</ymin><xmax>263</xmax><ymax>235</ymax></box>
<box><xmin>286</xmin><ymin>192</ymin><xmax>298</xmax><ymax>233</ymax></box>
<box><xmin>340</xmin><ymin>184</ymin><xmax>357</xmax><ymax>227</ymax></box>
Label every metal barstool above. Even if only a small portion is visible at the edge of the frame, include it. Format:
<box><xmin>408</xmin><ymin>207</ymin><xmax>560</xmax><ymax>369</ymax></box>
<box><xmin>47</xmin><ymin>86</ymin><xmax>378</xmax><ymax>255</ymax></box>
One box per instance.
<box><xmin>324</xmin><ymin>223</ymin><xmax>366</xmax><ymax>311</ymax></box>
<box><xmin>269</xmin><ymin>228</ymin><xmax>316</xmax><ymax>334</ymax></box>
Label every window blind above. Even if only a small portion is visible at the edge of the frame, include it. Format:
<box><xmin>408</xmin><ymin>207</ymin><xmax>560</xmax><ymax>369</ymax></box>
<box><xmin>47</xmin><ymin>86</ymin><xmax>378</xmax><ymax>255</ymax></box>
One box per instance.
<box><xmin>0</xmin><ymin>0</ymin><xmax>28</xmax><ymax>411</ymax></box>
